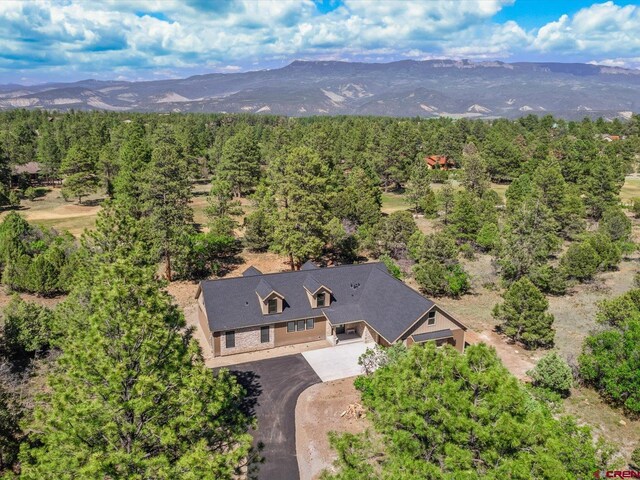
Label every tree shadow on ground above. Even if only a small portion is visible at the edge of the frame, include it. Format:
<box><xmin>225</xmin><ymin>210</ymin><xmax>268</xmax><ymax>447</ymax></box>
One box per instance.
<box><xmin>228</xmin><ymin>369</ymin><xmax>262</xmax><ymax>420</ymax></box>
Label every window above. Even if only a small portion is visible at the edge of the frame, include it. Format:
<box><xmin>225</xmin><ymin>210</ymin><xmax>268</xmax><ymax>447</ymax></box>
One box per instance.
<box><xmin>268</xmin><ymin>298</ymin><xmax>278</xmax><ymax>314</ymax></box>
<box><xmin>427</xmin><ymin>311</ymin><xmax>436</xmax><ymax>326</ymax></box>
<box><xmin>261</xmin><ymin>326</ymin><xmax>270</xmax><ymax>343</ymax></box>
<box><xmin>287</xmin><ymin>319</ymin><xmax>315</xmax><ymax>333</ymax></box>
<box><xmin>225</xmin><ymin>331</ymin><xmax>235</xmax><ymax>348</ymax></box>
<box><xmin>316</xmin><ymin>292</ymin><xmax>326</xmax><ymax>307</ymax></box>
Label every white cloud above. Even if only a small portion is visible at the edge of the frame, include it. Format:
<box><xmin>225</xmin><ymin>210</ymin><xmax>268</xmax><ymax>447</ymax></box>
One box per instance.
<box><xmin>0</xmin><ymin>0</ymin><xmax>639</xmax><ymax>82</ymax></box>
<box><xmin>533</xmin><ymin>2</ymin><xmax>640</xmax><ymax>55</ymax></box>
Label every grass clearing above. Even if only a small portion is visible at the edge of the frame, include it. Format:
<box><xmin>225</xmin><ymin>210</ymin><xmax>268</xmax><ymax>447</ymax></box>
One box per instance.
<box><xmin>620</xmin><ymin>175</ymin><xmax>640</xmax><ymax>204</ymax></box>
<box><xmin>381</xmin><ymin>192</ymin><xmax>410</xmax><ymax>213</ymax></box>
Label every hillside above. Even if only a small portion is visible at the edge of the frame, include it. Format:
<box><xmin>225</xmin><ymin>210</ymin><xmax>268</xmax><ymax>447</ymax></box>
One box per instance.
<box><xmin>1</xmin><ymin>60</ymin><xmax>639</xmax><ymax>119</ymax></box>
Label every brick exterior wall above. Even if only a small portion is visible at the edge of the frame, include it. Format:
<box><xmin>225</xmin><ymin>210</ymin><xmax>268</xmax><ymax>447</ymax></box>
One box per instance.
<box><xmin>219</xmin><ymin>325</ymin><xmax>275</xmax><ymax>356</ymax></box>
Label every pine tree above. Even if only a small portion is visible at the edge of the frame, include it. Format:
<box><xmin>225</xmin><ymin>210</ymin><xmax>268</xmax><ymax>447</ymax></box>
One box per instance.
<box><xmin>60</xmin><ymin>144</ymin><xmax>99</xmax><ymax>204</ymax></box>
<box><xmin>205</xmin><ymin>178</ymin><xmax>243</xmax><ymax>237</ymax></box>
<box><xmin>142</xmin><ymin>125</ymin><xmax>195</xmax><ymax>281</ymax></box>
<box><xmin>113</xmin><ymin>120</ymin><xmax>152</xmax><ymax>220</ymax></box>
<box><xmin>243</xmin><ymin>184</ymin><xmax>276</xmax><ymax>252</ymax></box>
<box><xmin>216</xmin><ymin>128</ymin><xmax>261</xmax><ymax>197</ymax></box>
<box><xmin>333</xmin><ymin>167</ymin><xmax>381</xmax><ymax>227</ymax></box>
<box><xmin>448</xmin><ymin>189</ymin><xmax>482</xmax><ymax>241</ymax></box>
<box><xmin>493</xmin><ymin>277</ymin><xmax>555</xmax><ymax>348</ymax></box>
<box><xmin>272</xmin><ymin>147</ymin><xmax>331</xmax><ymax>269</ymax></box>
<box><xmin>498</xmin><ymin>196</ymin><xmax>561</xmax><ymax>281</ymax></box>
<box><xmin>20</xmin><ymin>260</ymin><xmax>254</xmax><ymax>479</ymax></box>
<box><xmin>326</xmin><ymin>344</ymin><xmax>605</xmax><ymax>479</ymax></box>
<box><xmin>460</xmin><ymin>151</ymin><xmax>490</xmax><ymax>197</ymax></box>
<box><xmin>404</xmin><ymin>161</ymin><xmax>431</xmax><ymax>213</ymax></box>
<box><xmin>437</xmin><ymin>181</ymin><xmax>455</xmax><ymax>225</ymax></box>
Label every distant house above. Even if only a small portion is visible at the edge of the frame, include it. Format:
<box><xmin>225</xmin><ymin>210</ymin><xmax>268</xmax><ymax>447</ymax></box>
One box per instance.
<box><xmin>195</xmin><ymin>262</ymin><xmax>468</xmax><ymax>357</ymax></box>
<box><xmin>425</xmin><ymin>155</ymin><xmax>455</xmax><ymax>170</ymax></box>
<box><xmin>599</xmin><ymin>134</ymin><xmax>623</xmax><ymax>142</ymax></box>
<box><xmin>10</xmin><ymin>162</ymin><xmax>43</xmax><ymax>186</ymax></box>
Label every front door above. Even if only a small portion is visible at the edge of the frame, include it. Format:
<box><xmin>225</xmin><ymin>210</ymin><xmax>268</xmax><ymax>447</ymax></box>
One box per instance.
<box><xmin>335</xmin><ymin>324</ymin><xmax>345</xmax><ymax>335</ymax></box>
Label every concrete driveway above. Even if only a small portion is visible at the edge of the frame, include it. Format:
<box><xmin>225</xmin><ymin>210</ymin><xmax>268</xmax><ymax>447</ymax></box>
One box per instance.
<box><xmin>229</xmin><ymin>355</ymin><xmax>321</xmax><ymax>480</ymax></box>
<box><xmin>302</xmin><ymin>342</ymin><xmax>371</xmax><ymax>382</ymax></box>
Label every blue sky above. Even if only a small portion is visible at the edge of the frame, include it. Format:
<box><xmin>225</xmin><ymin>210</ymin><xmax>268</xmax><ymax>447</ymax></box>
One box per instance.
<box><xmin>0</xmin><ymin>0</ymin><xmax>639</xmax><ymax>84</ymax></box>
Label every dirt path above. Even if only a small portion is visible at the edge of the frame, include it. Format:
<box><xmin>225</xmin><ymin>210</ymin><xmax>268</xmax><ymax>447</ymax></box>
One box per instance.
<box><xmin>296</xmin><ymin>378</ymin><xmax>371</xmax><ymax>480</ymax></box>
<box><xmin>465</xmin><ymin>330</ymin><xmax>535</xmax><ymax>380</ymax></box>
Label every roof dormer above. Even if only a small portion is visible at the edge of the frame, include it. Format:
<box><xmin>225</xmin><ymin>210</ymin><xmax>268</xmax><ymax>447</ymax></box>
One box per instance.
<box><xmin>303</xmin><ymin>275</ymin><xmax>332</xmax><ymax>308</ymax></box>
<box><xmin>256</xmin><ymin>278</ymin><xmax>284</xmax><ymax>314</ymax></box>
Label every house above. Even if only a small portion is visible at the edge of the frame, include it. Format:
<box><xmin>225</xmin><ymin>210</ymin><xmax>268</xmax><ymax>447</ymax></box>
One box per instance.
<box><xmin>11</xmin><ymin>162</ymin><xmax>43</xmax><ymax>186</ymax></box>
<box><xmin>599</xmin><ymin>134</ymin><xmax>623</xmax><ymax>142</ymax></box>
<box><xmin>425</xmin><ymin>155</ymin><xmax>455</xmax><ymax>170</ymax></box>
<box><xmin>195</xmin><ymin>262</ymin><xmax>467</xmax><ymax>357</ymax></box>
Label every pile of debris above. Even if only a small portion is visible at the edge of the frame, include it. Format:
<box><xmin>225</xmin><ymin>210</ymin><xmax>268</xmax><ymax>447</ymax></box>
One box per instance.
<box><xmin>341</xmin><ymin>403</ymin><xmax>366</xmax><ymax>419</ymax></box>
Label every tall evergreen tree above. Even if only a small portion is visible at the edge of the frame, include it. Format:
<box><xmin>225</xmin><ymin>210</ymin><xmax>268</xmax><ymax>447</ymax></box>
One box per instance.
<box><xmin>205</xmin><ymin>178</ymin><xmax>243</xmax><ymax>237</ymax></box>
<box><xmin>216</xmin><ymin>128</ymin><xmax>261</xmax><ymax>197</ymax></box>
<box><xmin>20</xmin><ymin>260</ymin><xmax>254</xmax><ymax>479</ymax></box>
<box><xmin>113</xmin><ymin>120</ymin><xmax>152</xmax><ymax>220</ymax></box>
<box><xmin>272</xmin><ymin>147</ymin><xmax>331</xmax><ymax>269</ymax></box>
<box><xmin>460</xmin><ymin>150</ymin><xmax>490</xmax><ymax>197</ymax></box>
<box><xmin>60</xmin><ymin>144</ymin><xmax>99</xmax><ymax>204</ymax></box>
<box><xmin>143</xmin><ymin>125</ymin><xmax>195</xmax><ymax>281</ymax></box>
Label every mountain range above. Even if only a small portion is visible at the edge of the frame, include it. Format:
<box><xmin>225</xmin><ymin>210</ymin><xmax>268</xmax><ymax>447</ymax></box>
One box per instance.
<box><xmin>1</xmin><ymin>59</ymin><xmax>639</xmax><ymax>120</ymax></box>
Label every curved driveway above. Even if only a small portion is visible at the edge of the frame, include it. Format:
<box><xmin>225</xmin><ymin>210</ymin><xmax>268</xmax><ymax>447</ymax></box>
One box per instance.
<box><xmin>230</xmin><ymin>354</ymin><xmax>321</xmax><ymax>480</ymax></box>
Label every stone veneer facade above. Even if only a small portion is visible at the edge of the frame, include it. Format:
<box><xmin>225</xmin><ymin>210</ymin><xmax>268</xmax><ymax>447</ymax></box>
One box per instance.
<box><xmin>219</xmin><ymin>324</ymin><xmax>275</xmax><ymax>356</ymax></box>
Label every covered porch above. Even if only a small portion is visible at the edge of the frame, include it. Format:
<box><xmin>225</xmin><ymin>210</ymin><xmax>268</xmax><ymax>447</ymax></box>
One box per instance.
<box><xmin>322</xmin><ymin>305</ymin><xmax>381</xmax><ymax>346</ymax></box>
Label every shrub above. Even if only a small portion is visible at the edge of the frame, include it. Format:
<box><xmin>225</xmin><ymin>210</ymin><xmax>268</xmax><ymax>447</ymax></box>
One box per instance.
<box><xmin>585</xmin><ymin>232</ymin><xmax>621</xmax><ymax>271</ymax></box>
<box><xmin>179</xmin><ymin>232</ymin><xmax>242</xmax><ymax>279</ymax></box>
<box><xmin>1</xmin><ymin>295</ymin><xmax>53</xmax><ymax>357</ymax></box>
<box><xmin>631</xmin><ymin>446</ymin><xmax>640</xmax><ymax>470</ymax></box>
<box><xmin>529</xmin><ymin>265</ymin><xmax>567</xmax><ymax>295</ymax></box>
<box><xmin>429</xmin><ymin>169</ymin><xmax>449</xmax><ymax>183</ymax></box>
<box><xmin>459</xmin><ymin>243</ymin><xmax>475</xmax><ymax>260</ymax></box>
<box><xmin>631</xmin><ymin>198</ymin><xmax>640</xmax><ymax>219</ymax></box>
<box><xmin>476</xmin><ymin>222</ymin><xmax>499</xmax><ymax>251</ymax></box>
<box><xmin>24</xmin><ymin>187</ymin><xmax>37</xmax><ymax>201</ymax></box>
<box><xmin>8</xmin><ymin>190</ymin><xmax>20</xmax><ymax>206</ymax></box>
<box><xmin>561</xmin><ymin>242</ymin><xmax>601</xmax><ymax>281</ymax></box>
<box><xmin>493</xmin><ymin>277</ymin><xmax>555</xmax><ymax>349</ymax></box>
<box><xmin>599</xmin><ymin>207</ymin><xmax>632</xmax><ymax>243</ymax></box>
<box><xmin>579</xmin><ymin>317</ymin><xmax>640</xmax><ymax>414</ymax></box>
<box><xmin>417</xmin><ymin>187</ymin><xmax>438</xmax><ymax>218</ymax></box>
<box><xmin>408</xmin><ymin>230</ymin><xmax>458</xmax><ymax>264</ymax></box>
<box><xmin>372</xmin><ymin>211</ymin><xmax>417</xmax><ymax>259</ymax></box>
<box><xmin>378</xmin><ymin>254</ymin><xmax>402</xmax><ymax>279</ymax></box>
<box><xmin>527</xmin><ymin>352</ymin><xmax>573</xmax><ymax>395</ymax></box>
<box><xmin>414</xmin><ymin>261</ymin><xmax>470</xmax><ymax>298</ymax></box>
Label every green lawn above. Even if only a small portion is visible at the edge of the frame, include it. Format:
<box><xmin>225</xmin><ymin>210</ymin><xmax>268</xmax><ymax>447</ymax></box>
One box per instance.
<box><xmin>620</xmin><ymin>176</ymin><xmax>640</xmax><ymax>204</ymax></box>
<box><xmin>381</xmin><ymin>192</ymin><xmax>410</xmax><ymax>213</ymax></box>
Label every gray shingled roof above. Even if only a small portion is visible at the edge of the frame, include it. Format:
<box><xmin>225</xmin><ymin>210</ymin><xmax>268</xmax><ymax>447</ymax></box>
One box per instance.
<box><xmin>199</xmin><ymin>262</ymin><xmax>435</xmax><ymax>343</ymax></box>
<box><xmin>301</xmin><ymin>260</ymin><xmax>318</xmax><ymax>270</ymax></box>
<box><xmin>302</xmin><ymin>274</ymin><xmax>328</xmax><ymax>294</ymax></box>
<box><xmin>412</xmin><ymin>329</ymin><xmax>453</xmax><ymax>343</ymax></box>
<box><xmin>255</xmin><ymin>278</ymin><xmax>280</xmax><ymax>299</ymax></box>
<box><xmin>242</xmin><ymin>266</ymin><xmax>263</xmax><ymax>277</ymax></box>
